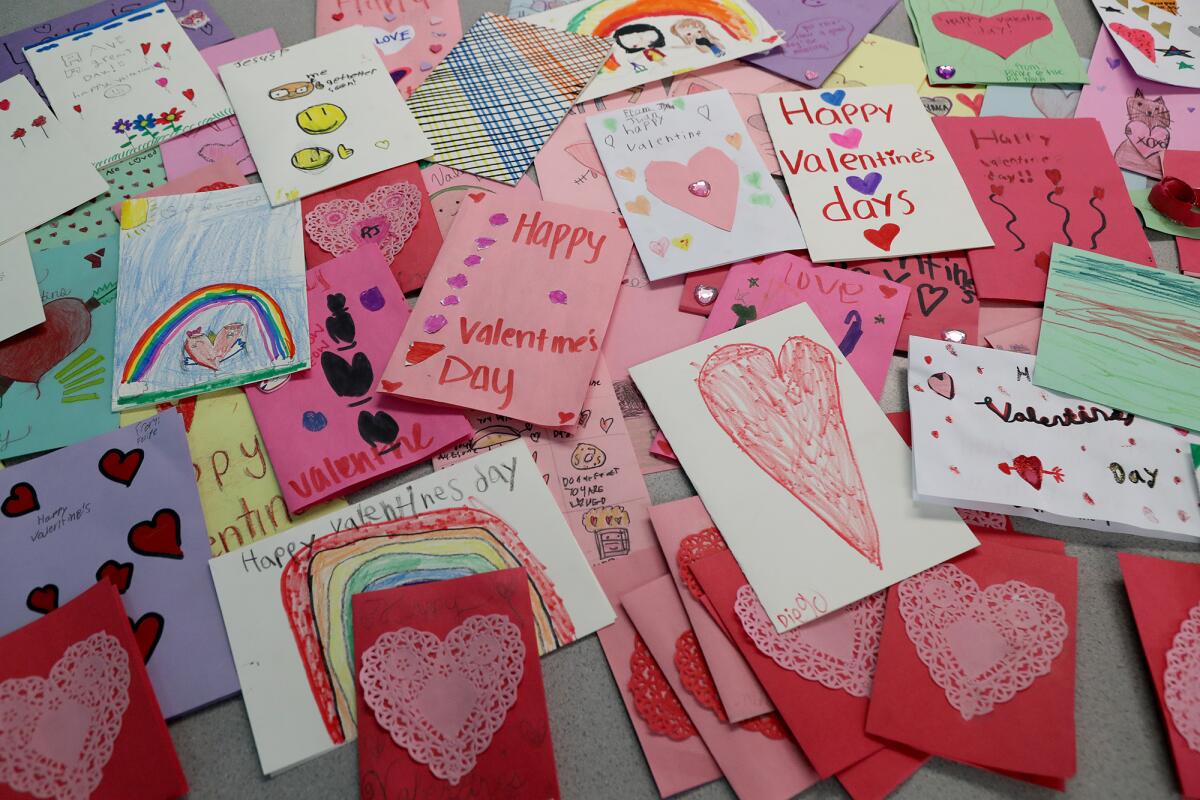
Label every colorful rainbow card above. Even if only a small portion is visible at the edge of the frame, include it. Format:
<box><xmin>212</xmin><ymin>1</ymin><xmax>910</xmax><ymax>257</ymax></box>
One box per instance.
<box><xmin>113</xmin><ymin>184</ymin><xmax>309</xmax><ymax>409</ymax></box>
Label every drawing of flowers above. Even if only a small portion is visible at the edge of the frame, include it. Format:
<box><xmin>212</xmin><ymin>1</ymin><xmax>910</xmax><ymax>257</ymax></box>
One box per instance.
<box><xmin>112</xmin><ymin>117</ymin><xmax>138</xmax><ymax>148</ymax></box>
<box><xmin>156</xmin><ymin>107</ymin><xmax>185</xmax><ymax>134</ymax></box>
<box><xmin>31</xmin><ymin>115</ymin><xmax>47</xmax><ymax>138</ymax></box>
<box><xmin>132</xmin><ymin>112</ymin><xmax>159</xmax><ymax>139</ymax></box>
<box><xmin>10</xmin><ymin>127</ymin><xmax>25</xmax><ymax>147</ymax></box>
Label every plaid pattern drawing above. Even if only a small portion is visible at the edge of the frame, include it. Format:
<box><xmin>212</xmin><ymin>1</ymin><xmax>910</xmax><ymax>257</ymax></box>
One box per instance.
<box><xmin>407</xmin><ymin>12</ymin><xmax>612</xmax><ymax>185</ymax></box>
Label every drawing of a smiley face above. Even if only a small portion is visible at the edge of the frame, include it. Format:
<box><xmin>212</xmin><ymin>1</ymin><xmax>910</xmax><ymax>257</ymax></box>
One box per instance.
<box><xmin>269</xmin><ymin>81</ymin><xmax>317</xmax><ymax>101</ymax></box>
<box><xmin>296</xmin><ymin>103</ymin><xmax>347</xmax><ymax>135</ymax></box>
<box><xmin>292</xmin><ymin>146</ymin><xmax>333</xmax><ymax>171</ymax></box>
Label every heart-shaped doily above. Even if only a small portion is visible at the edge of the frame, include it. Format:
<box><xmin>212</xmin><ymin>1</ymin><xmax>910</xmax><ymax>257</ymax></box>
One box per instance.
<box><xmin>1165</xmin><ymin>603</ymin><xmax>1200</xmax><ymax>752</ymax></box>
<box><xmin>304</xmin><ymin>181</ymin><xmax>423</xmax><ymax>263</ymax></box>
<box><xmin>359</xmin><ymin>614</ymin><xmax>524</xmax><ymax>785</ymax></box>
<box><xmin>898</xmin><ymin>563</ymin><xmax>1068</xmax><ymax>720</ymax></box>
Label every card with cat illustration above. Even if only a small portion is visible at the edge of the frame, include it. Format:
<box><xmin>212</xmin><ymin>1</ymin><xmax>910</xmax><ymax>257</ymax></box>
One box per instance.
<box><xmin>1091</xmin><ymin>0</ymin><xmax>1200</xmax><ymax>89</ymax></box>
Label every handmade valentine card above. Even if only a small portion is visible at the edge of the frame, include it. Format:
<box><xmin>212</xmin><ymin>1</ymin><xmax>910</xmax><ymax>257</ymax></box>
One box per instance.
<box><xmin>0</xmin><ymin>240</ymin><xmax>119</xmax><ymax>461</ymax></box>
<box><xmin>0</xmin><ymin>75</ymin><xmax>108</xmax><ymax>244</ymax></box>
<box><xmin>983</xmin><ymin>314</ymin><xmax>1041</xmax><ymax>354</ymax></box>
<box><xmin>220</xmin><ymin>26</ymin><xmax>430</xmax><ymax>206</ymax></box>
<box><xmin>744</xmin><ymin>0</ymin><xmax>898</xmax><ymax>87</ymax></box>
<box><xmin>354</xmin><ymin>569</ymin><xmax>560</xmax><ymax>796</ymax></box>
<box><xmin>159</xmin><ymin>29</ymin><xmax>281</xmax><ymax>179</ymax></box>
<box><xmin>631</xmin><ymin>303</ymin><xmax>978</xmax><ymax>634</ymax></box>
<box><xmin>434</xmin><ymin>359</ymin><xmax>654</xmax><ymax>565</ymax></box>
<box><xmin>209</xmin><ymin>442</ymin><xmax>612</xmax><ymax>775</ymax></box>
<box><xmin>247</xmin><ymin>246</ymin><xmax>472</xmax><ymax>514</ymax></box>
<box><xmin>1131</xmin><ymin>186</ymin><xmax>1200</xmax><ymax>237</ymax></box>
<box><xmin>700</xmin><ymin>252</ymin><xmax>909</xmax><ymax>400</ymax></box>
<box><xmin>381</xmin><ymin>195</ymin><xmax>630</xmax><ymax>427</ymax></box>
<box><xmin>688</xmin><ymin>548</ymin><xmax>896</xmax><ymax>777</ymax></box>
<box><xmin>867</xmin><ymin>540</ymin><xmax>1078</xmax><ymax>781</ymax></box>
<box><xmin>111</xmin><ymin>156</ymin><xmax>247</xmax><ymax>217</ymax></box>
<box><xmin>113</xmin><ymin>184</ymin><xmax>309</xmax><ymax>409</ymax></box>
<box><xmin>836</xmin><ymin>746</ymin><xmax>927</xmax><ymax>800</ymax></box>
<box><xmin>1092</xmin><ymin>0</ymin><xmax>1200</xmax><ymax>89</ymax></box>
<box><xmin>909</xmin><ymin>337</ymin><xmax>1200</xmax><ymax>540</ymax></box>
<box><xmin>761</xmin><ymin>85</ymin><xmax>992</xmax><ymax>262</ymax></box>
<box><xmin>906</xmin><ymin>0</ymin><xmax>1086</xmax><ymax>85</ymax></box>
<box><xmin>1121</xmin><ymin>552</ymin><xmax>1200</xmax><ymax>798</ymax></box>
<box><xmin>648</xmin><ymin>497</ymin><xmax>774</xmax><ymax>723</ymax></box>
<box><xmin>592</xmin><ymin>548</ymin><xmax>723</xmax><ymax>797</ymax></box>
<box><xmin>0</xmin><ymin>412</ymin><xmax>238</xmax><ymax>719</ymax></box>
<box><xmin>0</xmin><ymin>237</ymin><xmax>44</xmax><ymax>345</ymax></box>
<box><xmin>420</xmin><ymin>162</ymin><xmax>543</xmax><ymax>236</ymax></box>
<box><xmin>0</xmin><ymin>1</ymin><xmax>232</xmax><ymax>98</ymax></box>
<box><xmin>587</xmin><ymin>89</ymin><xmax>805</xmax><ymax>279</ymax></box>
<box><xmin>315</xmin><ymin>0</ymin><xmax>463</xmax><ymax>98</ymax></box>
<box><xmin>0</xmin><ymin>582</ymin><xmax>187</xmax><ymax>800</ymax></box>
<box><xmin>302</xmin><ymin>162</ymin><xmax>443</xmax><ymax>293</ymax></box>
<box><xmin>936</xmin><ymin>116</ymin><xmax>1154</xmax><ymax>302</ymax></box>
<box><xmin>978</xmin><ymin>67</ymin><xmax>1084</xmax><ymax>118</ymax></box>
<box><xmin>529</xmin><ymin>0</ymin><xmax>780</xmax><ymax>103</ymax></box>
<box><xmin>623</xmin><ymin>575</ymin><xmax>820</xmax><ymax>799</ymax></box>
<box><xmin>24</xmin><ymin>4</ymin><xmax>232</xmax><ymax>168</ymax></box>
<box><xmin>1036</xmin><ymin>245</ymin><xmax>1200</xmax><ymax>433</ymax></box>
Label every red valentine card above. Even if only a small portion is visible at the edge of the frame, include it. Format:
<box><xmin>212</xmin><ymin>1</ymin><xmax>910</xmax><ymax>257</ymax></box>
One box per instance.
<box><xmin>937</xmin><ymin>117</ymin><xmax>1154</xmax><ymax>302</ymax></box>
<box><xmin>353</xmin><ymin>568</ymin><xmax>560</xmax><ymax>798</ymax></box>
<box><xmin>867</xmin><ymin>540</ymin><xmax>1078</xmax><ymax>781</ymax></box>
<box><xmin>1120</xmin><ymin>553</ymin><xmax>1200</xmax><ymax>798</ymax></box>
<box><xmin>836</xmin><ymin>744</ymin><xmax>927</xmax><ymax>800</ymax></box>
<box><xmin>302</xmin><ymin>163</ymin><xmax>443</xmax><ymax>293</ymax></box>
<box><xmin>0</xmin><ymin>582</ymin><xmax>186</xmax><ymax>800</ymax></box>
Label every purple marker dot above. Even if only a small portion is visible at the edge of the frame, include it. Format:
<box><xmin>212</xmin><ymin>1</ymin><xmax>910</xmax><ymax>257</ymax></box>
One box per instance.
<box><xmin>474</xmin><ymin>236</ymin><xmax>496</xmax><ymax>250</ymax></box>
<box><xmin>359</xmin><ymin>286</ymin><xmax>386</xmax><ymax>311</ymax></box>
<box><xmin>548</xmin><ymin>290</ymin><xmax>568</xmax><ymax>305</ymax></box>
<box><xmin>489</xmin><ymin>212</ymin><xmax>509</xmax><ymax>226</ymax></box>
<box><xmin>463</xmin><ymin>254</ymin><xmax>482</xmax><ymax>267</ymax></box>
<box><xmin>447</xmin><ymin>272</ymin><xmax>468</xmax><ymax>289</ymax></box>
<box><xmin>424</xmin><ymin>314</ymin><xmax>448</xmax><ymax>334</ymax></box>
<box><xmin>441</xmin><ymin>295</ymin><xmax>460</xmax><ymax>306</ymax></box>
<box><xmin>302</xmin><ymin>411</ymin><xmax>328</xmax><ymax>432</ymax></box>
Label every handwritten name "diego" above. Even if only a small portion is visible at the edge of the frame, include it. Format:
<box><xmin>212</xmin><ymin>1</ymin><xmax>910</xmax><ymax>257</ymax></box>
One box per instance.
<box><xmin>512</xmin><ymin>211</ymin><xmax>607</xmax><ymax>263</ymax></box>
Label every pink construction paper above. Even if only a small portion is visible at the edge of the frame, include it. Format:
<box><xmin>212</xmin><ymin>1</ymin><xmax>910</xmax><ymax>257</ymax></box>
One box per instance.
<box><xmin>701</xmin><ymin>253</ymin><xmax>909</xmax><ymax>400</ymax></box>
<box><xmin>592</xmin><ymin>549</ymin><xmax>722</xmax><ymax>798</ymax></box>
<box><xmin>649</xmin><ymin>497</ymin><xmax>774</xmax><ymax>723</ymax></box>
<box><xmin>984</xmin><ymin>316</ymin><xmax>1043</xmax><ymax>354</ymax></box>
<box><xmin>623</xmin><ymin>575</ymin><xmax>820</xmax><ymax>800</ymax></box>
<box><xmin>679</xmin><ymin>266</ymin><xmax>733</xmax><ymax>316</ymax></box>
<box><xmin>111</xmin><ymin>158</ymin><xmax>246</xmax><ymax>218</ymax></box>
<box><xmin>1177</xmin><ymin>237</ymin><xmax>1200</xmax><ymax>276</ymax></box>
<box><xmin>315</xmin><ymin>0</ymin><xmax>463</xmax><ymax>98</ymax></box>
<box><xmin>246</xmin><ymin>246</ymin><xmax>472</xmax><ymax>513</ymax></box>
<box><xmin>159</xmin><ymin>30</ymin><xmax>281</xmax><ymax>179</ymax></box>
<box><xmin>649</xmin><ymin>431</ymin><xmax>677</xmax><ymax>463</ymax></box>
<box><xmin>977</xmin><ymin>300</ymin><xmax>1042</xmax><ymax>342</ymax></box>
<box><xmin>421</xmin><ymin>163</ymin><xmax>541</xmax><ymax>237</ymax></box>
<box><xmin>1075</xmin><ymin>33</ymin><xmax>1200</xmax><ymax>180</ymax></box>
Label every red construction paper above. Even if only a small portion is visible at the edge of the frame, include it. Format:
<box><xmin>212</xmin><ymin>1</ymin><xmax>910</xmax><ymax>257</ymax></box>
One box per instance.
<box><xmin>867</xmin><ymin>540</ymin><xmax>1078</xmax><ymax>781</ymax></box>
<box><xmin>0</xmin><ymin>582</ymin><xmax>186</xmax><ymax>800</ymax></box>
<box><xmin>836</xmin><ymin>744</ymin><xmax>927</xmax><ymax>800</ymax></box>
<box><xmin>937</xmin><ymin>117</ymin><xmax>1154</xmax><ymax>302</ymax></box>
<box><xmin>1176</xmin><ymin>237</ymin><xmax>1200</xmax><ymax>277</ymax></box>
<box><xmin>1163</xmin><ymin>151</ymin><xmax>1200</xmax><ymax>278</ymax></box>
<box><xmin>679</xmin><ymin>266</ymin><xmax>732</xmax><ymax>316</ymax></box>
<box><xmin>1119</xmin><ymin>553</ymin><xmax>1200</xmax><ymax>799</ymax></box>
<box><xmin>353</xmin><ymin>569</ymin><xmax>560</xmax><ymax>798</ymax></box>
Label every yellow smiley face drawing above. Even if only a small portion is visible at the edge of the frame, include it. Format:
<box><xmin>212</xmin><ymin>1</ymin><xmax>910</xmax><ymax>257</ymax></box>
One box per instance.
<box><xmin>291</xmin><ymin>146</ymin><xmax>333</xmax><ymax>171</ymax></box>
<box><xmin>296</xmin><ymin>103</ymin><xmax>347</xmax><ymax>135</ymax></box>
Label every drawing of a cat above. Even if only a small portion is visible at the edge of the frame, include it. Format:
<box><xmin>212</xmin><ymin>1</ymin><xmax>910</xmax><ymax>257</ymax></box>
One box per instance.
<box><xmin>1114</xmin><ymin>88</ymin><xmax>1171</xmax><ymax>177</ymax></box>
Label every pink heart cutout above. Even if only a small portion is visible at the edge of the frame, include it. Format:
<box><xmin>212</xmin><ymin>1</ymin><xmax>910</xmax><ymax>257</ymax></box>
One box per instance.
<box><xmin>644</xmin><ymin>146</ymin><xmax>739</xmax><ymax>231</ymax></box>
<box><xmin>359</xmin><ymin>614</ymin><xmax>525</xmax><ymax>785</ymax></box>
<box><xmin>304</xmin><ymin>181</ymin><xmax>423</xmax><ymax>262</ymax></box>
<box><xmin>1165</xmin><ymin>603</ymin><xmax>1200</xmax><ymax>751</ymax></box>
<box><xmin>931</xmin><ymin>10</ymin><xmax>1053</xmax><ymax>60</ymax></box>
<box><xmin>0</xmin><ymin>632</ymin><xmax>130</xmax><ymax>800</ymax></box>
<box><xmin>735</xmin><ymin>584</ymin><xmax>884</xmax><ymax>697</ymax></box>
<box><xmin>1126</xmin><ymin>120</ymin><xmax>1170</xmax><ymax>161</ymax></box>
<box><xmin>183</xmin><ymin>323</ymin><xmax>245</xmax><ymax>371</ymax></box>
<box><xmin>898</xmin><ymin>563</ymin><xmax>1068</xmax><ymax>720</ymax></box>
<box><xmin>829</xmin><ymin>128</ymin><xmax>862</xmax><ymax>149</ymax></box>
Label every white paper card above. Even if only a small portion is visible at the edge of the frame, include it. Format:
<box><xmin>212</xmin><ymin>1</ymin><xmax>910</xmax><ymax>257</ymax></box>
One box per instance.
<box><xmin>908</xmin><ymin>337</ymin><xmax>1200</xmax><ymax>541</ymax></box>
<box><xmin>586</xmin><ymin>89</ymin><xmax>805</xmax><ymax>280</ymax></box>
<box><xmin>209</xmin><ymin>441</ymin><xmax>614</xmax><ymax>775</ymax></box>
<box><xmin>24</xmin><ymin>3</ymin><xmax>233</xmax><ymax>168</ymax></box>
<box><xmin>631</xmin><ymin>304</ymin><xmax>978</xmax><ymax>633</ymax></box>
<box><xmin>0</xmin><ymin>236</ymin><xmax>46</xmax><ymax>343</ymax></box>
<box><xmin>220</xmin><ymin>26</ymin><xmax>432</xmax><ymax>206</ymax></box>
<box><xmin>760</xmin><ymin>84</ymin><xmax>992</xmax><ymax>262</ymax></box>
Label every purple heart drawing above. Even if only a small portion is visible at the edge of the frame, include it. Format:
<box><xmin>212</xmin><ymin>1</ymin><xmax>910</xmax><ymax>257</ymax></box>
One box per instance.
<box><xmin>846</xmin><ymin>172</ymin><xmax>883</xmax><ymax>196</ymax></box>
<box><xmin>1105</xmin><ymin>56</ymin><xmax>1121</xmax><ymax>69</ymax></box>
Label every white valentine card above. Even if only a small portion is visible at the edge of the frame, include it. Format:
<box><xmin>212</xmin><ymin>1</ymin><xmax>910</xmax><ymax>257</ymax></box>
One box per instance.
<box><xmin>0</xmin><ymin>237</ymin><xmax>45</xmax><ymax>343</ymax></box>
<box><xmin>220</xmin><ymin>26</ymin><xmax>432</xmax><ymax>206</ymax></box>
<box><xmin>0</xmin><ymin>76</ymin><xmax>107</xmax><ymax>243</ymax></box>
<box><xmin>209</xmin><ymin>441</ymin><xmax>612</xmax><ymax>775</ymax></box>
<box><xmin>909</xmin><ymin>338</ymin><xmax>1200</xmax><ymax>541</ymax></box>
<box><xmin>24</xmin><ymin>3</ymin><xmax>232</xmax><ymax>168</ymax></box>
<box><xmin>760</xmin><ymin>84</ymin><xmax>992</xmax><ymax>262</ymax></box>
<box><xmin>631</xmin><ymin>304</ymin><xmax>978</xmax><ymax>634</ymax></box>
<box><xmin>587</xmin><ymin>90</ymin><xmax>805</xmax><ymax>280</ymax></box>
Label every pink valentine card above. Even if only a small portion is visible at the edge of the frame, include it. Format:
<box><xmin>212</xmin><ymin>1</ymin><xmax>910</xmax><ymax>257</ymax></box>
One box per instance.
<box><xmin>353</xmin><ymin>569</ymin><xmax>560</xmax><ymax>796</ymax></box>
<box><xmin>1120</xmin><ymin>553</ymin><xmax>1200</xmax><ymax>799</ymax></box>
<box><xmin>246</xmin><ymin>246</ymin><xmax>472</xmax><ymax>514</ymax></box>
<box><xmin>592</xmin><ymin>549</ymin><xmax>722</xmax><ymax>798</ymax></box>
<box><xmin>303</xmin><ymin>162</ymin><xmax>443</xmax><ymax>293</ymax></box>
<box><xmin>701</xmin><ymin>253</ymin><xmax>909</xmax><ymax>400</ymax></box>
<box><xmin>382</xmin><ymin>195</ymin><xmax>631</xmax><ymax>427</ymax></box>
<box><xmin>936</xmin><ymin>116</ymin><xmax>1155</xmax><ymax>302</ymax></box>
<box><xmin>111</xmin><ymin>157</ymin><xmax>246</xmax><ymax>218</ymax></box>
<box><xmin>648</xmin><ymin>497</ymin><xmax>775</xmax><ymax>723</ymax></box>
<box><xmin>315</xmin><ymin>0</ymin><xmax>463</xmax><ymax>98</ymax></box>
<box><xmin>159</xmin><ymin>29</ymin><xmax>281</xmax><ymax>179</ymax></box>
<box><xmin>420</xmin><ymin>162</ymin><xmax>542</xmax><ymax>236</ymax></box>
<box><xmin>622</xmin><ymin>575</ymin><xmax>820</xmax><ymax>800</ymax></box>
<box><xmin>867</xmin><ymin>540</ymin><xmax>1078</xmax><ymax>781</ymax></box>
<box><xmin>0</xmin><ymin>582</ymin><xmax>186</xmax><ymax>800</ymax></box>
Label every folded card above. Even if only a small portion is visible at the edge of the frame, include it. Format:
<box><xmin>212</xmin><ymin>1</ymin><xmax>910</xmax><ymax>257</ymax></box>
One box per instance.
<box><xmin>1092</xmin><ymin>0</ymin><xmax>1200</xmax><ymax>89</ymax></box>
<box><xmin>0</xmin><ymin>238</ymin><xmax>45</xmax><ymax>345</ymax></box>
<box><xmin>761</xmin><ymin>85</ymin><xmax>992</xmax><ymax>262</ymax></box>
<box><xmin>110</xmin><ymin>155</ymin><xmax>247</xmax><ymax>217</ymax></box>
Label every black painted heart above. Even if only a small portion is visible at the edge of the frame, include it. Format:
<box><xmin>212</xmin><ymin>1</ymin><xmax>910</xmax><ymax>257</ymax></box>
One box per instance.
<box><xmin>321</xmin><ymin>351</ymin><xmax>374</xmax><ymax>400</ymax></box>
<box><xmin>358</xmin><ymin>410</ymin><xmax>400</xmax><ymax>449</ymax></box>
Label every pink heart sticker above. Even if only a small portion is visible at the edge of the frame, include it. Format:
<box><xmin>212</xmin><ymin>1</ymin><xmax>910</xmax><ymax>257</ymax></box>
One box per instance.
<box><xmin>644</xmin><ymin>146</ymin><xmax>740</xmax><ymax>231</ymax></box>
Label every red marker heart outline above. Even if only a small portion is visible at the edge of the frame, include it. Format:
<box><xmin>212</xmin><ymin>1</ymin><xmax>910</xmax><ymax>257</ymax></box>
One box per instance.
<box><xmin>25</xmin><ymin>584</ymin><xmax>58</xmax><ymax>615</ymax></box>
<box><xmin>2</xmin><ymin>482</ymin><xmax>40</xmax><ymax>518</ymax></box>
<box><xmin>129</xmin><ymin>612</ymin><xmax>164</xmax><ymax>662</ymax></box>
<box><xmin>127</xmin><ymin>509</ymin><xmax>184</xmax><ymax>559</ymax></box>
<box><xmin>95</xmin><ymin>560</ymin><xmax>135</xmax><ymax>594</ymax></box>
<box><xmin>98</xmin><ymin>447</ymin><xmax>144</xmax><ymax>486</ymax></box>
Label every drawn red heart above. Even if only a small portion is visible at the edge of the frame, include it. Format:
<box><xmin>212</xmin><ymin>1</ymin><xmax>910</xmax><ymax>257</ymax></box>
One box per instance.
<box><xmin>558</xmin><ymin>411</ymin><xmax>576</xmax><ymax>425</ymax></box>
<box><xmin>0</xmin><ymin>99</ymin><xmax>9</xmax><ymax>111</ymax></box>
<box><xmin>467</xmin><ymin>192</ymin><xmax>485</xmax><ymax>203</ymax></box>
<box><xmin>998</xmin><ymin>454</ymin><xmax>1044</xmax><ymax>490</ymax></box>
<box><xmin>96</xmin><ymin>560</ymin><xmax>134</xmax><ymax>594</ymax></box>
<box><xmin>72</xmin><ymin>104</ymin><xmax>81</xmax><ymax>113</ymax></box>
<box><xmin>1034</xmin><ymin>251</ymin><xmax>1051</xmax><ymax>272</ymax></box>
<box><xmin>878</xmin><ymin>285</ymin><xmax>898</xmax><ymax>298</ymax></box>
<box><xmin>129</xmin><ymin>613</ymin><xmax>164</xmax><ymax>662</ymax></box>
<box><xmin>0</xmin><ymin>296</ymin><xmax>95</xmax><ymax>386</ymax></box>
<box><xmin>182</xmin><ymin>88</ymin><xmax>195</xmax><ymax>101</ymax></box>
<box><xmin>127</xmin><ymin>509</ymin><xmax>183</xmax><ymax>559</ymax></box>
<box><xmin>990</xmin><ymin>184</ymin><xmax>1004</xmax><ymax>195</ymax></box>
<box><xmin>332</xmin><ymin>11</ymin><xmax>345</xmax><ymax>21</ymax></box>
<box><xmin>955</xmin><ymin>92</ymin><xmax>984</xmax><ymax>116</ymax></box>
<box><xmin>1045</xmin><ymin>168</ymin><xmax>1062</xmax><ymax>185</ymax></box>
<box><xmin>98</xmin><ymin>448</ymin><xmax>144</xmax><ymax>486</ymax></box>
<box><xmin>380</xmin><ymin>379</ymin><xmax>403</xmax><ymax>392</ymax></box>
<box><xmin>2</xmin><ymin>482</ymin><xmax>39</xmax><ymax>518</ymax></box>
<box><xmin>863</xmin><ymin>223</ymin><xmax>900</xmax><ymax>252</ymax></box>
<box><xmin>25</xmin><ymin>584</ymin><xmax>58</xmax><ymax>614</ymax></box>
<box><xmin>140</xmin><ymin>42</ymin><xmax>151</xmax><ymax>55</ymax></box>
<box><xmin>931</xmin><ymin>11</ymin><xmax>1053</xmax><ymax>59</ymax></box>
<box><xmin>160</xmin><ymin>42</ymin><xmax>171</xmax><ymax>54</ymax></box>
